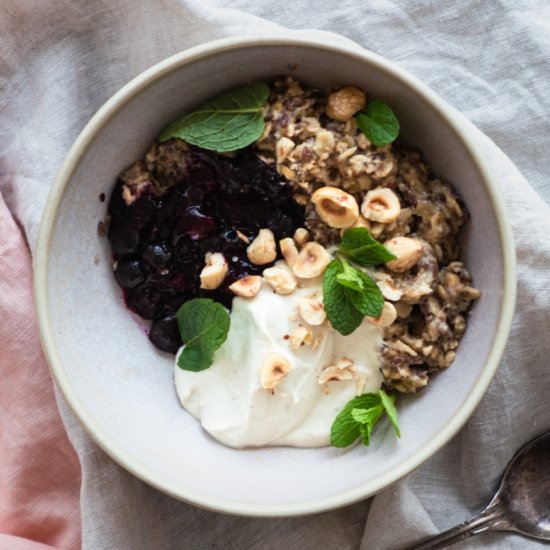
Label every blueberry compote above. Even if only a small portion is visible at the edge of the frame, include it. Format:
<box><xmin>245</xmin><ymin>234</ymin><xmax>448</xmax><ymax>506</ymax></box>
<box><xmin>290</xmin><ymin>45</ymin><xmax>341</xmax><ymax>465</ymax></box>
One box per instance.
<box><xmin>107</xmin><ymin>146</ymin><xmax>304</xmax><ymax>354</ymax></box>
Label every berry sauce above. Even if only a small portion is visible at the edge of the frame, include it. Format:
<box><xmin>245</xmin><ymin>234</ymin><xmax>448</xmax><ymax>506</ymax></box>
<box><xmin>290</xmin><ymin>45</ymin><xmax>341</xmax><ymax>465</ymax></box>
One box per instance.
<box><xmin>107</xmin><ymin>147</ymin><xmax>304</xmax><ymax>354</ymax></box>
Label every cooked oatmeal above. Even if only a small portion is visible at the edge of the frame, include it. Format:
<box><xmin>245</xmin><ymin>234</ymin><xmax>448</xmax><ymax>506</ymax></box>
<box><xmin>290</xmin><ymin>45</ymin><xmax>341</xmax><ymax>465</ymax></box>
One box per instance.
<box><xmin>253</xmin><ymin>76</ymin><xmax>480</xmax><ymax>393</ymax></box>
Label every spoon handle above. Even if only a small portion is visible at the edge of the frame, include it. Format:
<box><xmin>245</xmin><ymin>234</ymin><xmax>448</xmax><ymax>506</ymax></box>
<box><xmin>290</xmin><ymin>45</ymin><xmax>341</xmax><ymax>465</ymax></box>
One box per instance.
<box><xmin>402</xmin><ymin>503</ymin><xmax>506</xmax><ymax>550</ymax></box>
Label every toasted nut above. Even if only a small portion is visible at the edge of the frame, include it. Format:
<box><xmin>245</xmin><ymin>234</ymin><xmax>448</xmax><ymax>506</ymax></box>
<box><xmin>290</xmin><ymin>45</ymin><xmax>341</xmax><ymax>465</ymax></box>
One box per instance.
<box><xmin>394</xmin><ymin>340</ymin><xmax>418</xmax><ymax>356</ymax></box>
<box><xmin>369</xmin><ymin>222</ymin><xmax>385</xmax><ymax>238</ymax></box>
<box><xmin>318</xmin><ymin>366</ymin><xmax>354</xmax><ymax>384</ymax></box>
<box><xmin>293</xmin><ymin>227</ymin><xmax>310</xmax><ymax>248</ymax></box>
<box><xmin>199</xmin><ymin>252</ymin><xmax>228</xmax><ymax>289</ymax></box>
<box><xmin>394</xmin><ymin>301</ymin><xmax>413</xmax><ymax>319</ymax></box>
<box><xmin>280</xmin><ymin>238</ymin><xmax>299</xmax><ymax>268</ymax></box>
<box><xmin>276</xmin><ymin>136</ymin><xmax>295</xmax><ymax>163</ymax></box>
<box><xmin>376</xmin><ymin>277</ymin><xmax>402</xmax><ymax>301</ymax></box>
<box><xmin>335</xmin><ymin>357</ymin><xmax>354</xmax><ymax>370</ymax></box>
<box><xmin>260</xmin><ymin>355</ymin><xmax>292</xmax><ymax>390</ymax></box>
<box><xmin>247</xmin><ymin>229</ymin><xmax>277</xmax><ymax>265</ymax></box>
<box><xmin>384</xmin><ymin>237</ymin><xmax>423</xmax><ymax>272</ymax></box>
<box><xmin>313</xmin><ymin>130</ymin><xmax>335</xmax><ymax>158</ymax></box>
<box><xmin>292</xmin><ymin>242</ymin><xmax>331</xmax><ymax>278</ymax></box>
<box><xmin>236</xmin><ymin>230</ymin><xmax>250</xmax><ymax>244</ymax></box>
<box><xmin>356</xmin><ymin>376</ymin><xmax>367</xmax><ymax>396</ymax></box>
<box><xmin>366</xmin><ymin>302</ymin><xmax>397</xmax><ymax>327</ymax></box>
<box><xmin>229</xmin><ymin>275</ymin><xmax>262</xmax><ymax>298</ymax></box>
<box><xmin>296</xmin><ymin>296</ymin><xmax>326</xmax><ymax>326</ymax></box>
<box><xmin>361</xmin><ymin>188</ymin><xmax>401</xmax><ymax>223</ymax></box>
<box><xmin>263</xmin><ymin>266</ymin><xmax>297</xmax><ymax>294</ymax></box>
<box><xmin>326</xmin><ymin>86</ymin><xmax>366</xmax><ymax>122</ymax></box>
<box><xmin>311</xmin><ymin>186</ymin><xmax>359</xmax><ymax>229</ymax></box>
<box><xmin>289</xmin><ymin>326</ymin><xmax>313</xmax><ymax>349</ymax></box>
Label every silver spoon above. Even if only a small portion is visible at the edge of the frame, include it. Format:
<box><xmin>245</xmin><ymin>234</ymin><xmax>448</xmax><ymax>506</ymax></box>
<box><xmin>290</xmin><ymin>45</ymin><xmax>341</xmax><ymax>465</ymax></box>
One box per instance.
<box><xmin>404</xmin><ymin>431</ymin><xmax>550</xmax><ymax>549</ymax></box>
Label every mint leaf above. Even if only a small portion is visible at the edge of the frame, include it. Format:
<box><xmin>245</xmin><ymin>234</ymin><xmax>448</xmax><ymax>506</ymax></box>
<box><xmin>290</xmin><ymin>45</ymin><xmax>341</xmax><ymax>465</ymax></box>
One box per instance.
<box><xmin>339</xmin><ymin>228</ymin><xmax>396</xmax><ymax>267</ymax></box>
<box><xmin>330</xmin><ymin>394</ymin><xmax>382</xmax><ymax>448</ymax></box>
<box><xmin>336</xmin><ymin>259</ymin><xmax>365</xmax><ymax>292</ymax></box>
<box><xmin>159</xmin><ymin>82</ymin><xmax>270</xmax><ymax>152</ymax></box>
<box><xmin>323</xmin><ymin>260</ymin><xmax>364</xmax><ymax>336</ymax></box>
<box><xmin>176</xmin><ymin>298</ymin><xmax>230</xmax><ymax>372</ymax></box>
<box><xmin>355</xmin><ymin>99</ymin><xmax>400</xmax><ymax>147</ymax></box>
<box><xmin>379</xmin><ymin>389</ymin><xmax>401</xmax><ymax>437</ymax></box>
<box><xmin>331</xmin><ymin>392</ymin><xmax>401</xmax><ymax>448</ymax></box>
<box><xmin>346</xmin><ymin>268</ymin><xmax>384</xmax><ymax>317</ymax></box>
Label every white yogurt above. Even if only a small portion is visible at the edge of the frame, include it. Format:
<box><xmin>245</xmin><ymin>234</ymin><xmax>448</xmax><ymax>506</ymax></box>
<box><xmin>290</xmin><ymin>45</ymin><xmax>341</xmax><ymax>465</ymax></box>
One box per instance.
<box><xmin>174</xmin><ymin>281</ymin><xmax>383</xmax><ymax>448</ymax></box>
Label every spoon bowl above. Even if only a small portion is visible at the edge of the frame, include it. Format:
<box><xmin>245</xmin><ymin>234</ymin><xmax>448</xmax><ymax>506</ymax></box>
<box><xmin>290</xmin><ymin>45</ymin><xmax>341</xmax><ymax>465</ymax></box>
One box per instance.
<box><xmin>405</xmin><ymin>431</ymin><xmax>550</xmax><ymax>549</ymax></box>
<box><xmin>497</xmin><ymin>431</ymin><xmax>550</xmax><ymax>540</ymax></box>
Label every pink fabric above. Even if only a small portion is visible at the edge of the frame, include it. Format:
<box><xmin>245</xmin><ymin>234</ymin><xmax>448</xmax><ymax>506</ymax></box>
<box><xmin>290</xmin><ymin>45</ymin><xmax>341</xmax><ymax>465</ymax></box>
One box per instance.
<box><xmin>0</xmin><ymin>194</ymin><xmax>81</xmax><ymax>550</ymax></box>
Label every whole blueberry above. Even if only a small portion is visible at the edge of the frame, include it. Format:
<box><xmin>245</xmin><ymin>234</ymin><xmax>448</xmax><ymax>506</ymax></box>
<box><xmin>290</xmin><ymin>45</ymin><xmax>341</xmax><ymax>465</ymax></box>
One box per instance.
<box><xmin>114</xmin><ymin>259</ymin><xmax>145</xmax><ymax>289</ymax></box>
<box><xmin>149</xmin><ymin>313</ymin><xmax>182</xmax><ymax>353</ymax></box>
<box><xmin>143</xmin><ymin>242</ymin><xmax>172</xmax><ymax>267</ymax></box>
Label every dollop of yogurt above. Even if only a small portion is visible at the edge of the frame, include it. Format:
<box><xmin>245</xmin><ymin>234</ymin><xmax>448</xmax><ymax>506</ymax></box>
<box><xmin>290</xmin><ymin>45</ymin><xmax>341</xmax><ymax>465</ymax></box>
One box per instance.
<box><xmin>174</xmin><ymin>279</ymin><xmax>383</xmax><ymax>448</ymax></box>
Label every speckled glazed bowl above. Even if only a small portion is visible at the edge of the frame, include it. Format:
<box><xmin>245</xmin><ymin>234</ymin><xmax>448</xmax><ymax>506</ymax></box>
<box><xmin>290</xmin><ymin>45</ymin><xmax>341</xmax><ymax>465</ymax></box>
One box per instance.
<box><xmin>34</xmin><ymin>36</ymin><xmax>516</xmax><ymax>517</ymax></box>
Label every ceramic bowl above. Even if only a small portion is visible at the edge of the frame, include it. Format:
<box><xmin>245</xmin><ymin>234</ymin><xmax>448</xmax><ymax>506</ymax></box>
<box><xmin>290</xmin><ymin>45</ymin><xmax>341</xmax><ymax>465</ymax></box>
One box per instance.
<box><xmin>34</xmin><ymin>36</ymin><xmax>516</xmax><ymax>517</ymax></box>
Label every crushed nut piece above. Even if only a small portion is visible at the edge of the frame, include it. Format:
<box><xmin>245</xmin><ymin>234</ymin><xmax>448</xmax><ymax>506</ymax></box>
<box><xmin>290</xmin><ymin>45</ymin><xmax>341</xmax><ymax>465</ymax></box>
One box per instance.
<box><xmin>260</xmin><ymin>355</ymin><xmax>292</xmax><ymax>390</ymax></box>
<box><xmin>199</xmin><ymin>252</ymin><xmax>228</xmax><ymax>290</ymax></box>
<box><xmin>229</xmin><ymin>275</ymin><xmax>262</xmax><ymax>298</ymax></box>
<box><xmin>247</xmin><ymin>229</ymin><xmax>277</xmax><ymax>265</ymax></box>
<box><xmin>263</xmin><ymin>266</ymin><xmax>298</xmax><ymax>294</ymax></box>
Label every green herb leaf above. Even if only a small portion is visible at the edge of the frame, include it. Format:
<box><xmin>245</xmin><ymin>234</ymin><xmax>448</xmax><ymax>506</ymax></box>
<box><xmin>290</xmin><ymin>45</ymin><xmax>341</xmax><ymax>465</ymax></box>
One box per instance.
<box><xmin>351</xmin><ymin>406</ymin><xmax>384</xmax><ymax>446</ymax></box>
<box><xmin>339</xmin><ymin>227</ymin><xmax>396</xmax><ymax>267</ymax></box>
<box><xmin>379</xmin><ymin>389</ymin><xmax>401</xmax><ymax>437</ymax></box>
<box><xmin>330</xmin><ymin>392</ymin><xmax>401</xmax><ymax>448</ymax></box>
<box><xmin>336</xmin><ymin>259</ymin><xmax>365</xmax><ymax>292</ymax></box>
<box><xmin>158</xmin><ymin>82</ymin><xmax>270</xmax><ymax>152</ymax></box>
<box><xmin>346</xmin><ymin>268</ymin><xmax>385</xmax><ymax>318</ymax></box>
<box><xmin>330</xmin><ymin>394</ymin><xmax>382</xmax><ymax>448</ymax></box>
<box><xmin>323</xmin><ymin>260</ymin><xmax>364</xmax><ymax>336</ymax></box>
<box><xmin>175</xmin><ymin>298</ymin><xmax>230</xmax><ymax>372</ymax></box>
<box><xmin>355</xmin><ymin>99</ymin><xmax>400</xmax><ymax>147</ymax></box>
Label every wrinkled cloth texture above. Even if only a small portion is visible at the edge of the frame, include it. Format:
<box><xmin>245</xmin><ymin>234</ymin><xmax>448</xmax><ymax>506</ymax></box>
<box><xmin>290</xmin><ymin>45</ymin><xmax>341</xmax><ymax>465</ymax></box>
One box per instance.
<box><xmin>1</xmin><ymin>1</ymin><xmax>549</xmax><ymax>549</ymax></box>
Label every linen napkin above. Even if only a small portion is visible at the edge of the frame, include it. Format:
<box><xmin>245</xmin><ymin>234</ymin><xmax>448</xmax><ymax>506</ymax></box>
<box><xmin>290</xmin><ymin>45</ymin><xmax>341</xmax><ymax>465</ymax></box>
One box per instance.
<box><xmin>1</xmin><ymin>1</ymin><xmax>549</xmax><ymax>549</ymax></box>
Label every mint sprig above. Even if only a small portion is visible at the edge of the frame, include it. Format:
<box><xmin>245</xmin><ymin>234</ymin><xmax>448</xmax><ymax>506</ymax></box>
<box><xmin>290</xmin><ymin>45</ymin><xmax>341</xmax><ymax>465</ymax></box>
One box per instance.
<box><xmin>176</xmin><ymin>298</ymin><xmax>230</xmax><ymax>372</ymax></box>
<box><xmin>339</xmin><ymin>227</ymin><xmax>396</xmax><ymax>266</ymax></box>
<box><xmin>331</xmin><ymin>390</ymin><xmax>400</xmax><ymax>448</ymax></box>
<box><xmin>323</xmin><ymin>261</ymin><xmax>365</xmax><ymax>336</ymax></box>
<box><xmin>323</xmin><ymin>228</ymin><xmax>394</xmax><ymax>335</ymax></box>
<box><xmin>159</xmin><ymin>82</ymin><xmax>270</xmax><ymax>152</ymax></box>
<box><xmin>355</xmin><ymin>99</ymin><xmax>399</xmax><ymax>147</ymax></box>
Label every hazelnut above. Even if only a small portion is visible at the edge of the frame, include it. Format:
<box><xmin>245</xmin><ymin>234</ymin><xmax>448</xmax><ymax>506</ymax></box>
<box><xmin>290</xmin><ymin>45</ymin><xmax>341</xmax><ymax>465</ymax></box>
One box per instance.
<box><xmin>376</xmin><ymin>276</ymin><xmax>403</xmax><ymax>301</ymax></box>
<box><xmin>366</xmin><ymin>302</ymin><xmax>397</xmax><ymax>327</ymax></box>
<box><xmin>247</xmin><ymin>229</ymin><xmax>277</xmax><ymax>265</ymax></box>
<box><xmin>311</xmin><ymin>186</ymin><xmax>359</xmax><ymax>229</ymax></box>
<box><xmin>292</xmin><ymin>242</ymin><xmax>331</xmax><ymax>279</ymax></box>
<box><xmin>293</xmin><ymin>227</ymin><xmax>310</xmax><ymax>248</ymax></box>
<box><xmin>199</xmin><ymin>252</ymin><xmax>228</xmax><ymax>290</ymax></box>
<box><xmin>318</xmin><ymin>366</ymin><xmax>354</xmax><ymax>384</ymax></box>
<box><xmin>384</xmin><ymin>237</ymin><xmax>423</xmax><ymax>272</ymax></box>
<box><xmin>279</xmin><ymin>238</ymin><xmax>299</xmax><ymax>268</ymax></box>
<box><xmin>326</xmin><ymin>86</ymin><xmax>366</xmax><ymax>122</ymax></box>
<box><xmin>260</xmin><ymin>354</ymin><xmax>292</xmax><ymax>390</ymax></box>
<box><xmin>361</xmin><ymin>188</ymin><xmax>401</xmax><ymax>223</ymax></box>
<box><xmin>229</xmin><ymin>275</ymin><xmax>262</xmax><ymax>298</ymax></box>
<box><xmin>296</xmin><ymin>296</ymin><xmax>326</xmax><ymax>326</ymax></box>
<box><xmin>276</xmin><ymin>136</ymin><xmax>295</xmax><ymax>163</ymax></box>
<box><xmin>263</xmin><ymin>266</ymin><xmax>298</xmax><ymax>295</ymax></box>
<box><xmin>289</xmin><ymin>326</ymin><xmax>313</xmax><ymax>349</ymax></box>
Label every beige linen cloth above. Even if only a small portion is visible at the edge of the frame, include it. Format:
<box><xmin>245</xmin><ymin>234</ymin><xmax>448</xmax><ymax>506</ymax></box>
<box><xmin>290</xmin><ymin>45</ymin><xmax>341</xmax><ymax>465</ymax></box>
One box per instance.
<box><xmin>2</xmin><ymin>1</ymin><xmax>550</xmax><ymax>548</ymax></box>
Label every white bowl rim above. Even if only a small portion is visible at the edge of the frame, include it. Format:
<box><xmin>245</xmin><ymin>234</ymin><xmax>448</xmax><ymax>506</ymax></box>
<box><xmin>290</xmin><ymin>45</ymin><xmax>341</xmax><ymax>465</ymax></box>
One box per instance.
<box><xmin>34</xmin><ymin>35</ymin><xmax>516</xmax><ymax>517</ymax></box>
